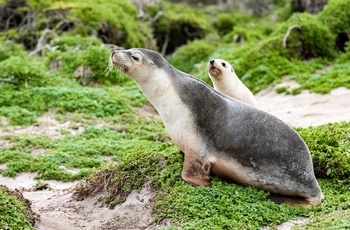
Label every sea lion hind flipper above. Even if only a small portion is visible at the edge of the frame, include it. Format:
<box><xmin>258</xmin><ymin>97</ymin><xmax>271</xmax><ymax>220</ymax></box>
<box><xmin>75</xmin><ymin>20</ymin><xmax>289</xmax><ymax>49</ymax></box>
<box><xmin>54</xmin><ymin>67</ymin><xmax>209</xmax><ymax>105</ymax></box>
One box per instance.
<box><xmin>267</xmin><ymin>194</ymin><xmax>284</xmax><ymax>205</ymax></box>
<box><xmin>181</xmin><ymin>153</ymin><xmax>211</xmax><ymax>187</ymax></box>
<box><xmin>267</xmin><ymin>194</ymin><xmax>314</xmax><ymax>207</ymax></box>
<box><xmin>183</xmin><ymin>179</ymin><xmax>212</xmax><ymax>187</ymax></box>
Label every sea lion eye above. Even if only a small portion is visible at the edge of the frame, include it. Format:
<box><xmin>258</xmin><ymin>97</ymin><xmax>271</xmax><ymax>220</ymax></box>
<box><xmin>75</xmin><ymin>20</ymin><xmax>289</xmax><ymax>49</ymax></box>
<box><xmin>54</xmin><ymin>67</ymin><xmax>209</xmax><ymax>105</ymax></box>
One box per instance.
<box><xmin>131</xmin><ymin>55</ymin><xmax>140</xmax><ymax>61</ymax></box>
<box><xmin>222</xmin><ymin>62</ymin><xmax>226</xmax><ymax>67</ymax></box>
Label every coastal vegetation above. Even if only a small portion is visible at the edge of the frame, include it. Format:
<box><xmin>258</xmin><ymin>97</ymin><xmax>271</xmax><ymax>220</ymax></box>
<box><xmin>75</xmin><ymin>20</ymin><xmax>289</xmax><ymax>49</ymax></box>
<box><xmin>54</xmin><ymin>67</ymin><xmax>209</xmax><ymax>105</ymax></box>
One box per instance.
<box><xmin>0</xmin><ymin>0</ymin><xmax>349</xmax><ymax>229</ymax></box>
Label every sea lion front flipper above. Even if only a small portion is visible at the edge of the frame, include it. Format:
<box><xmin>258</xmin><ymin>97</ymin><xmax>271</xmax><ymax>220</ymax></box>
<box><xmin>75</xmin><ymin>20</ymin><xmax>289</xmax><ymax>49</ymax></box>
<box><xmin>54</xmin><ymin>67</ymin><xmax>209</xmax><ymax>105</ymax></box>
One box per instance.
<box><xmin>181</xmin><ymin>152</ymin><xmax>211</xmax><ymax>187</ymax></box>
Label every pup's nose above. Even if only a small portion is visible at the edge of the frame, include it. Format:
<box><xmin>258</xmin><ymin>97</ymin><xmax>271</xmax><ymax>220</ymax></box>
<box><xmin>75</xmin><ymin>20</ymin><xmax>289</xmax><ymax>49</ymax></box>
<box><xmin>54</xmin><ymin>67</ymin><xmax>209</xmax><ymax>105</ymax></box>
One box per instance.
<box><xmin>209</xmin><ymin>60</ymin><xmax>215</xmax><ymax>65</ymax></box>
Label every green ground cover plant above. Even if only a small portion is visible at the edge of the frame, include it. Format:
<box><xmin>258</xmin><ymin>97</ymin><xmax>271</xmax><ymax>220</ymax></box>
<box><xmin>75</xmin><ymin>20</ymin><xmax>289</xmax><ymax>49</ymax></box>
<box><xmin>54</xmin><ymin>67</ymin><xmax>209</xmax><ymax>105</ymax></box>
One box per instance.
<box><xmin>0</xmin><ymin>185</ymin><xmax>38</xmax><ymax>229</ymax></box>
<box><xmin>1</xmin><ymin>0</ymin><xmax>350</xmax><ymax>228</ymax></box>
<box><xmin>0</xmin><ymin>111</ymin><xmax>168</xmax><ymax>181</ymax></box>
<box><xmin>71</xmin><ymin>121</ymin><xmax>350</xmax><ymax>229</ymax></box>
<box><xmin>294</xmin><ymin>209</ymin><xmax>350</xmax><ymax>229</ymax></box>
<box><xmin>296</xmin><ymin>121</ymin><xmax>350</xmax><ymax>179</ymax></box>
<box><xmin>0</xmin><ymin>86</ymin><xmax>132</xmax><ymax>125</ymax></box>
<box><xmin>291</xmin><ymin>62</ymin><xmax>350</xmax><ymax>94</ymax></box>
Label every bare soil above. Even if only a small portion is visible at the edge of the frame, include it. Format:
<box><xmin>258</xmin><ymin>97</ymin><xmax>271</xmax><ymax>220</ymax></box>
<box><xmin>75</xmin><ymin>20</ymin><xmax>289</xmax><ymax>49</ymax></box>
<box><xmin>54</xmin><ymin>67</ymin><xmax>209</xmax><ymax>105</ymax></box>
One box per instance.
<box><xmin>1</xmin><ymin>84</ymin><xmax>350</xmax><ymax>230</ymax></box>
<box><xmin>256</xmin><ymin>83</ymin><xmax>350</xmax><ymax>127</ymax></box>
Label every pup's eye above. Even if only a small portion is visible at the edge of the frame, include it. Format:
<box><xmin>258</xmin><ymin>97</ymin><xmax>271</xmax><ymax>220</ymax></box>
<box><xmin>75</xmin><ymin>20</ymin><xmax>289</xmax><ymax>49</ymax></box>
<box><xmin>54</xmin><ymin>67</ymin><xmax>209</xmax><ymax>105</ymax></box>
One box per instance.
<box><xmin>222</xmin><ymin>62</ymin><xmax>226</xmax><ymax>67</ymax></box>
<box><xmin>131</xmin><ymin>55</ymin><xmax>140</xmax><ymax>61</ymax></box>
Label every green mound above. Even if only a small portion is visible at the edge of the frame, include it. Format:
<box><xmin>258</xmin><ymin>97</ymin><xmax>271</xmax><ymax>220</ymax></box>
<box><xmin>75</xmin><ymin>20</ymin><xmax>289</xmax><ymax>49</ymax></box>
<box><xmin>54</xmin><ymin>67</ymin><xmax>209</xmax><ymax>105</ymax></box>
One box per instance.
<box><xmin>0</xmin><ymin>185</ymin><xmax>38</xmax><ymax>230</ymax></box>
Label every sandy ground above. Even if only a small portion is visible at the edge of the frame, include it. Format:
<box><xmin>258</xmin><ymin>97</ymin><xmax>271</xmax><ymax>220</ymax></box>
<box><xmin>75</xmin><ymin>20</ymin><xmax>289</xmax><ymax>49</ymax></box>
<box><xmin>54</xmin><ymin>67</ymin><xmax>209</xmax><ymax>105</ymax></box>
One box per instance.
<box><xmin>1</xmin><ymin>84</ymin><xmax>350</xmax><ymax>230</ymax></box>
<box><xmin>256</xmin><ymin>82</ymin><xmax>350</xmax><ymax>127</ymax></box>
<box><xmin>23</xmin><ymin>185</ymin><xmax>166</xmax><ymax>230</ymax></box>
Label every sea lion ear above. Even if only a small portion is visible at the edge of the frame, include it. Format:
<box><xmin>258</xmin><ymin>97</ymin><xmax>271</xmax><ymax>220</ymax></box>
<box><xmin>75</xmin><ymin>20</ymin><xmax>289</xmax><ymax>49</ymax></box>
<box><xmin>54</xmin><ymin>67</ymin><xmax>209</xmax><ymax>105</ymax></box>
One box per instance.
<box><xmin>231</xmin><ymin>67</ymin><xmax>233</xmax><ymax>72</ymax></box>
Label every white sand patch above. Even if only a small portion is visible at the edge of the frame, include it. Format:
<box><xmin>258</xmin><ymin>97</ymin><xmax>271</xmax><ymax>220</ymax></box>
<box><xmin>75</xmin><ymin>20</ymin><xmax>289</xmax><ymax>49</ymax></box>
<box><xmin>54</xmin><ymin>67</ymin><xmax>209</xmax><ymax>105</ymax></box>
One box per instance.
<box><xmin>23</xmin><ymin>184</ymin><xmax>169</xmax><ymax>230</ymax></box>
<box><xmin>32</xmin><ymin>148</ymin><xmax>46</xmax><ymax>156</ymax></box>
<box><xmin>261</xmin><ymin>217</ymin><xmax>309</xmax><ymax>230</ymax></box>
<box><xmin>277</xmin><ymin>217</ymin><xmax>309</xmax><ymax>229</ymax></box>
<box><xmin>0</xmin><ymin>139</ymin><xmax>12</xmax><ymax>148</ymax></box>
<box><xmin>0</xmin><ymin>164</ymin><xmax>7</xmax><ymax>170</ymax></box>
<box><xmin>0</xmin><ymin>112</ymin><xmax>85</xmax><ymax>138</ymax></box>
<box><xmin>0</xmin><ymin>172</ymin><xmax>38</xmax><ymax>190</ymax></box>
<box><xmin>256</xmin><ymin>86</ymin><xmax>350</xmax><ymax>127</ymax></box>
<box><xmin>58</xmin><ymin>165</ymin><xmax>80</xmax><ymax>175</ymax></box>
<box><xmin>100</xmin><ymin>155</ymin><xmax>114</xmax><ymax>164</ymax></box>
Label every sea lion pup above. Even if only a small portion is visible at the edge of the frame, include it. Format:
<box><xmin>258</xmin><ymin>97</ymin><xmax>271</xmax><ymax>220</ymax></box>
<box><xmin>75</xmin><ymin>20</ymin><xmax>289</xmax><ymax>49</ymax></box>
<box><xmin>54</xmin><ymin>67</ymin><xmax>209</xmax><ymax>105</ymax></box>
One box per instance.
<box><xmin>208</xmin><ymin>59</ymin><xmax>257</xmax><ymax>106</ymax></box>
<box><xmin>110</xmin><ymin>48</ymin><xmax>323</xmax><ymax>206</ymax></box>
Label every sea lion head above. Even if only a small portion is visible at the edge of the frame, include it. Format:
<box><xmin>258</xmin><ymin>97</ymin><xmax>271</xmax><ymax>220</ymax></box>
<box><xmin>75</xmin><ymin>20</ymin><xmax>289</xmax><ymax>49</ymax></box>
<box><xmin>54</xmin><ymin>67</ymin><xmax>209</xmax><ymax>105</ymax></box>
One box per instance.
<box><xmin>208</xmin><ymin>59</ymin><xmax>234</xmax><ymax>80</ymax></box>
<box><xmin>110</xmin><ymin>48</ymin><xmax>172</xmax><ymax>81</ymax></box>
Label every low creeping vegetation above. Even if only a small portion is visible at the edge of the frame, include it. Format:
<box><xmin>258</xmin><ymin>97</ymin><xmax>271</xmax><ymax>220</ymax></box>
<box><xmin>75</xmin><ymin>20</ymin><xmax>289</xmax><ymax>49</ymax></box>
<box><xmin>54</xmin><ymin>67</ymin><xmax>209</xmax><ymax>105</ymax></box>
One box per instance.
<box><xmin>1</xmin><ymin>0</ymin><xmax>350</xmax><ymax>228</ymax></box>
<box><xmin>0</xmin><ymin>185</ymin><xmax>38</xmax><ymax>230</ymax></box>
<box><xmin>71</xmin><ymin>121</ymin><xmax>350</xmax><ymax>229</ymax></box>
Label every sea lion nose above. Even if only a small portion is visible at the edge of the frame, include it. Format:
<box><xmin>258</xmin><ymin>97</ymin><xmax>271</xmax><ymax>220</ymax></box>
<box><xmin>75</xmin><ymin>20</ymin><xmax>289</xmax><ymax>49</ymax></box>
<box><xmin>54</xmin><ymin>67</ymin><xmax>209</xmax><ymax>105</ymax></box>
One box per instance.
<box><xmin>210</xmin><ymin>60</ymin><xmax>215</xmax><ymax>65</ymax></box>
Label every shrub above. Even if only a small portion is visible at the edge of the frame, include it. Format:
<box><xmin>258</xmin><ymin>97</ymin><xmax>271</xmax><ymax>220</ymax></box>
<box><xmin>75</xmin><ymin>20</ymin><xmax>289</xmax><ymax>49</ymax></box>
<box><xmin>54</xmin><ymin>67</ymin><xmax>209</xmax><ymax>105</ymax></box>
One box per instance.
<box><xmin>318</xmin><ymin>0</ymin><xmax>350</xmax><ymax>35</ymax></box>
<box><xmin>227</xmin><ymin>35</ymin><xmax>294</xmax><ymax>92</ymax></box>
<box><xmin>45</xmin><ymin>45</ymin><xmax>130</xmax><ymax>86</ymax></box>
<box><xmin>318</xmin><ymin>0</ymin><xmax>350</xmax><ymax>51</ymax></box>
<box><xmin>273</xmin><ymin>12</ymin><xmax>336</xmax><ymax>60</ymax></box>
<box><xmin>337</xmin><ymin>41</ymin><xmax>350</xmax><ymax>63</ymax></box>
<box><xmin>212</xmin><ymin>14</ymin><xmax>237</xmax><ymax>36</ymax></box>
<box><xmin>28</xmin><ymin>0</ymin><xmax>51</xmax><ymax>10</ymax></box>
<box><xmin>211</xmin><ymin>12</ymin><xmax>256</xmax><ymax>37</ymax></box>
<box><xmin>0</xmin><ymin>42</ymin><xmax>26</xmax><ymax>62</ymax></box>
<box><xmin>0</xmin><ymin>0</ymin><xmax>155</xmax><ymax>51</ymax></box>
<box><xmin>168</xmin><ymin>39</ymin><xmax>217</xmax><ymax>73</ymax></box>
<box><xmin>50</xmin><ymin>34</ymin><xmax>102</xmax><ymax>52</ymax></box>
<box><xmin>147</xmin><ymin>2</ymin><xmax>210</xmax><ymax>54</ymax></box>
<box><xmin>78</xmin><ymin>46</ymin><xmax>117</xmax><ymax>85</ymax></box>
<box><xmin>68</xmin><ymin>0</ymin><xmax>152</xmax><ymax>48</ymax></box>
<box><xmin>223</xmin><ymin>24</ymin><xmax>265</xmax><ymax>43</ymax></box>
<box><xmin>0</xmin><ymin>106</ymin><xmax>36</xmax><ymax>126</ymax></box>
<box><xmin>0</xmin><ymin>54</ymin><xmax>48</xmax><ymax>88</ymax></box>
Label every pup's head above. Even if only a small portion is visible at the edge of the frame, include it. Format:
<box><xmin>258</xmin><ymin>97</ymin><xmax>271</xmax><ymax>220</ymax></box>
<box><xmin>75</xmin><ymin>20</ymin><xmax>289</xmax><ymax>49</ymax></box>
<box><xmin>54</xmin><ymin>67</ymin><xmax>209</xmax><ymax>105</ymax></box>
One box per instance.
<box><xmin>207</xmin><ymin>59</ymin><xmax>233</xmax><ymax>80</ymax></box>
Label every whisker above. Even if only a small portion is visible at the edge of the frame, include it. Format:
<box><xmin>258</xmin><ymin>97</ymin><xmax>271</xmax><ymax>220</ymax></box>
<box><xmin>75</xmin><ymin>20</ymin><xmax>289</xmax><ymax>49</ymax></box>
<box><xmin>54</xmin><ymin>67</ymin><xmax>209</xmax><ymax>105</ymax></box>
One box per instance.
<box><xmin>105</xmin><ymin>58</ymin><xmax>114</xmax><ymax>77</ymax></box>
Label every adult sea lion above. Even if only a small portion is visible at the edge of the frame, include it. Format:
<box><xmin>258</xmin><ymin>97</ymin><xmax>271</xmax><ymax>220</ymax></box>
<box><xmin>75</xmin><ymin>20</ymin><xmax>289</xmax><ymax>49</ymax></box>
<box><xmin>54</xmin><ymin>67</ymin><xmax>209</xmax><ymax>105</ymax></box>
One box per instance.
<box><xmin>109</xmin><ymin>48</ymin><xmax>323</xmax><ymax>206</ymax></box>
<box><xmin>208</xmin><ymin>59</ymin><xmax>257</xmax><ymax>106</ymax></box>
